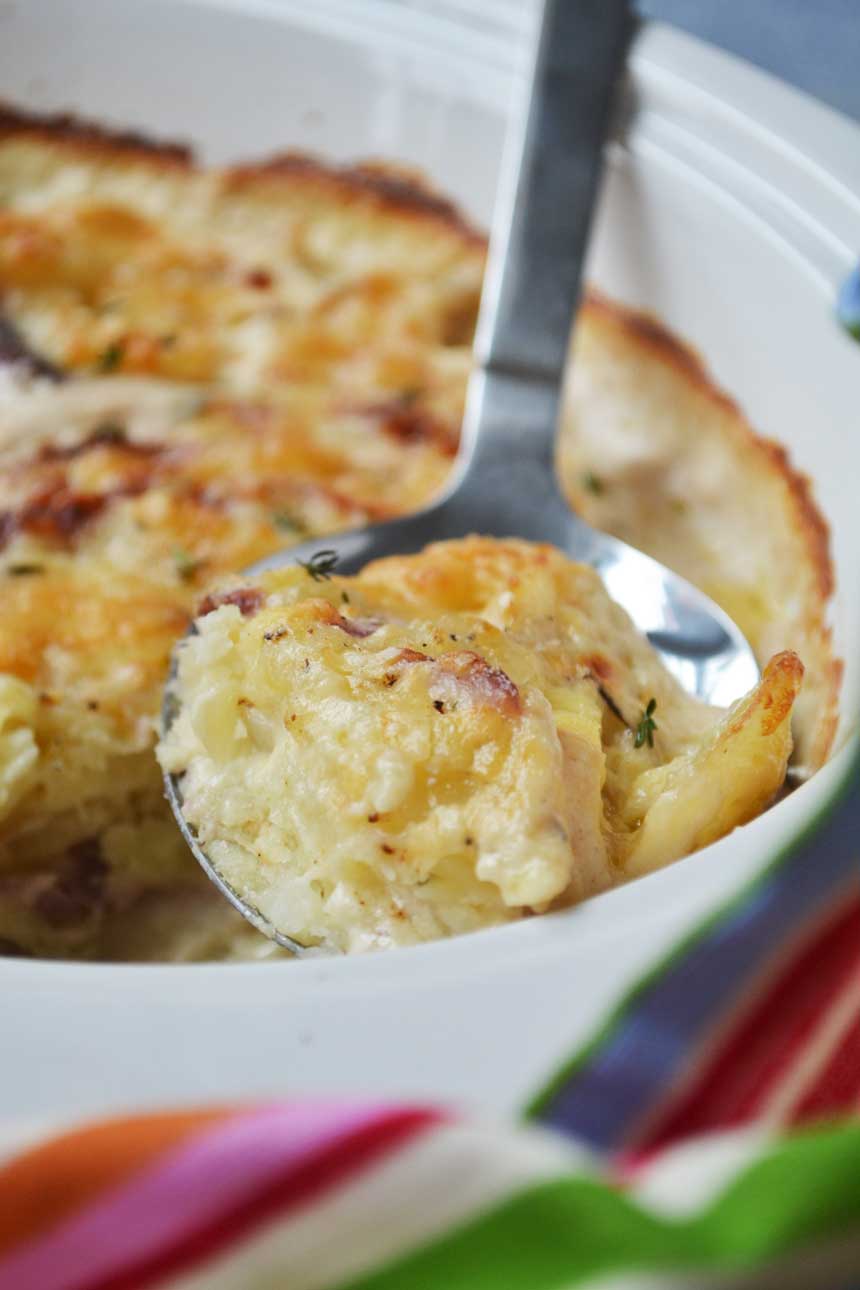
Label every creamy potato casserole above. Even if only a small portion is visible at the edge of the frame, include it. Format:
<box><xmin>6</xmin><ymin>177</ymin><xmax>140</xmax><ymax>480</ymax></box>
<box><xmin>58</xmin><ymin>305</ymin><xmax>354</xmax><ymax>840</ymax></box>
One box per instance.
<box><xmin>159</xmin><ymin>539</ymin><xmax>802</xmax><ymax>952</ymax></box>
<box><xmin>0</xmin><ymin>106</ymin><xmax>840</xmax><ymax>959</ymax></box>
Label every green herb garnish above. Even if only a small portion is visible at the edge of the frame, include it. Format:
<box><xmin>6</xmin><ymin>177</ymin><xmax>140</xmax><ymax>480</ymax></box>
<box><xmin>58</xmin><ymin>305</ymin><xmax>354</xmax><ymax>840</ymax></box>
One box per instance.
<box><xmin>298</xmin><ymin>549</ymin><xmax>339</xmax><ymax>582</ymax></box>
<box><xmin>582</xmin><ymin>471</ymin><xmax>604</xmax><ymax>496</ymax></box>
<box><xmin>272</xmin><ymin>510</ymin><xmax>307</xmax><ymax>535</ymax></box>
<box><xmin>341</xmin><ymin>590</ymin><xmax>350</xmax><ymax>604</ymax></box>
<box><xmin>97</xmin><ymin>341</ymin><xmax>124</xmax><ymax>373</ymax></box>
<box><xmin>6</xmin><ymin>563</ymin><xmax>44</xmax><ymax>577</ymax></box>
<box><xmin>634</xmin><ymin>697</ymin><xmax>658</xmax><ymax>749</ymax></box>
<box><xmin>173</xmin><ymin>548</ymin><xmax>202</xmax><ymax>582</ymax></box>
<box><xmin>93</xmin><ymin>422</ymin><xmax>127</xmax><ymax>445</ymax></box>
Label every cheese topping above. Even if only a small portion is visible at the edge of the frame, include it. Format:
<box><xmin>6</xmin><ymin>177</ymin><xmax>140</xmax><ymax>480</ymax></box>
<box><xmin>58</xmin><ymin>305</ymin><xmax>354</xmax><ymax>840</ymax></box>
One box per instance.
<box><xmin>158</xmin><ymin>538</ymin><xmax>802</xmax><ymax>953</ymax></box>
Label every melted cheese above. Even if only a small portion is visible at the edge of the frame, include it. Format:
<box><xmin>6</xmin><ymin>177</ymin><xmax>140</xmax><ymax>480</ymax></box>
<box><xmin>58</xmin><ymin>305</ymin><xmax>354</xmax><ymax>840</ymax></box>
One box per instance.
<box><xmin>158</xmin><ymin>538</ymin><xmax>802</xmax><ymax>953</ymax></box>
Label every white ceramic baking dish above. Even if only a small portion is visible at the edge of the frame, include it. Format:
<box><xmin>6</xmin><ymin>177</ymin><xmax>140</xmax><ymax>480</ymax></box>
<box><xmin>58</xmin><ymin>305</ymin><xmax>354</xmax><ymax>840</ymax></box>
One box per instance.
<box><xmin>0</xmin><ymin>0</ymin><xmax>857</xmax><ymax>1121</ymax></box>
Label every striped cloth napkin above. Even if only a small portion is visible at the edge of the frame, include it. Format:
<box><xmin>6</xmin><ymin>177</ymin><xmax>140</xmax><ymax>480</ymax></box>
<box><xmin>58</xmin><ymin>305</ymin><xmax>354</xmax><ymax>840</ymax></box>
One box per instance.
<box><xmin>1</xmin><ymin>759</ymin><xmax>858</xmax><ymax>1289</ymax></box>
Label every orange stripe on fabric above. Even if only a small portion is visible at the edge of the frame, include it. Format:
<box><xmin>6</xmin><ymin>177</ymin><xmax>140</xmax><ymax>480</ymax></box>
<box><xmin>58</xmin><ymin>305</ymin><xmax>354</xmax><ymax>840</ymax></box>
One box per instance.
<box><xmin>0</xmin><ymin>1108</ymin><xmax>235</xmax><ymax>1256</ymax></box>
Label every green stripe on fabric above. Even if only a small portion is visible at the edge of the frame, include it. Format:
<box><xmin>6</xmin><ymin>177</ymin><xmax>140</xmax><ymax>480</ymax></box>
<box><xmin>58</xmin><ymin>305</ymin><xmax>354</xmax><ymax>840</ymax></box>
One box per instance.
<box><xmin>336</xmin><ymin>1123</ymin><xmax>860</xmax><ymax>1290</ymax></box>
<box><xmin>524</xmin><ymin>745</ymin><xmax>860</xmax><ymax>1120</ymax></box>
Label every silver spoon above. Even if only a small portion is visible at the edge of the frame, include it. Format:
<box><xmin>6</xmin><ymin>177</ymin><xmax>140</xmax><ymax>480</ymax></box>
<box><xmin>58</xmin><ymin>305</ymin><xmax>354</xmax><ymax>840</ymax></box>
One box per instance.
<box><xmin>164</xmin><ymin>0</ymin><xmax>758</xmax><ymax>953</ymax></box>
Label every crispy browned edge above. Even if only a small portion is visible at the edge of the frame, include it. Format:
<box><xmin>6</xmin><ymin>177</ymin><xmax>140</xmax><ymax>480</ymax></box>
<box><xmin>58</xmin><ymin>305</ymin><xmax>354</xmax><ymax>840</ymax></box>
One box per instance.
<box><xmin>583</xmin><ymin>290</ymin><xmax>842</xmax><ymax>762</ymax></box>
<box><xmin>0</xmin><ymin>102</ymin><xmax>841</xmax><ymax>757</ymax></box>
<box><xmin>0</xmin><ymin>101</ymin><xmax>484</xmax><ymax>244</ymax></box>
<box><xmin>224</xmin><ymin>154</ymin><xmax>486</xmax><ymax>245</ymax></box>
<box><xmin>0</xmin><ymin>102</ymin><xmax>194</xmax><ymax>166</ymax></box>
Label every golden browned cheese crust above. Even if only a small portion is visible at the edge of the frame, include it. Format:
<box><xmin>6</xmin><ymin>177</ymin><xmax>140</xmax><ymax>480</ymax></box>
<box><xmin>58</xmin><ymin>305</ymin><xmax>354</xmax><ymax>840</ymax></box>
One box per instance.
<box><xmin>0</xmin><ymin>102</ymin><xmax>483</xmax><ymax>401</ymax></box>
<box><xmin>0</xmin><ymin>105</ymin><xmax>840</xmax><ymax>959</ymax></box>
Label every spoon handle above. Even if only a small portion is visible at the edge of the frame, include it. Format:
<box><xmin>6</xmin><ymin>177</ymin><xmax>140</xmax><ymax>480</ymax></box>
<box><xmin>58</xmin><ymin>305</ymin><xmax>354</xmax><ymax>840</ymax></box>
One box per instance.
<box><xmin>460</xmin><ymin>0</ymin><xmax>633</xmax><ymax>483</ymax></box>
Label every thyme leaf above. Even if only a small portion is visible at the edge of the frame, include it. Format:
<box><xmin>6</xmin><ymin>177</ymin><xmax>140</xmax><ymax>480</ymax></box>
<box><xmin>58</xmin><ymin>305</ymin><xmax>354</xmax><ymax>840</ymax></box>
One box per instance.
<box><xmin>634</xmin><ymin>697</ymin><xmax>658</xmax><ymax>749</ymax></box>
<box><xmin>173</xmin><ymin>548</ymin><xmax>202</xmax><ymax>582</ymax></box>
<box><xmin>6</xmin><ymin>562</ymin><xmax>44</xmax><ymax>577</ymax></box>
<box><xmin>297</xmin><ymin>548</ymin><xmax>339</xmax><ymax>582</ymax></box>
<box><xmin>97</xmin><ymin>340</ymin><xmax>124</xmax><ymax>373</ymax></box>
<box><xmin>272</xmin><ymin>509</ymin><xmax>307</xmax><ymax>535</ymax></box>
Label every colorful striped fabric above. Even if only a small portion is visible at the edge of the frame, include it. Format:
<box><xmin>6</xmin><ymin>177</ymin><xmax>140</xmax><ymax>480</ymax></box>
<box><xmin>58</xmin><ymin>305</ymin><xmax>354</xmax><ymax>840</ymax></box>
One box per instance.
<box><xmin>2</xmin><ymin>1104</ymin><xmax>860</xmax><ymax>1288</ymax></box>
<box><xmin>0</xmin><ymin>764</ymin><xmax>857</xmax><ymax>1287</ymax></box>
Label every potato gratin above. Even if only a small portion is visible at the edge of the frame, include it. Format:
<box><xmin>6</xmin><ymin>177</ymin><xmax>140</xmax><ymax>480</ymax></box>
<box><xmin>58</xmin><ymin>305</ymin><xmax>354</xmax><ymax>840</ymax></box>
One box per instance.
<box><xmin>0</xmin><ymin>105</ymin><xmax>839</xmax><ymax>959</ymax></box>
<box><xmin>158</xmin><ymin>539</ymin><xmax>802</xmax><ymax>953</ymax></box>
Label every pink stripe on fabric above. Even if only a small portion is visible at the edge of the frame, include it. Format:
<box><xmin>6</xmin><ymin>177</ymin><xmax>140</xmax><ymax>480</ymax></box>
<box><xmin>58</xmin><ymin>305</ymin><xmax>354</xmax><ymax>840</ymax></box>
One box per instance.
<box><xmin>0</xmin><ymin>1100</ymin><xmax>404</xmax><ymax>1290</ymax></box>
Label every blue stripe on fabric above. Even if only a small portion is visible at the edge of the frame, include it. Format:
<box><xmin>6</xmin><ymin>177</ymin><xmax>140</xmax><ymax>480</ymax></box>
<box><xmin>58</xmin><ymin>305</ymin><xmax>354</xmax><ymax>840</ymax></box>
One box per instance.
<box><xmin>536</xmin><ymin>765</ymin><xmax>860</xmax><ymax>1152</ymax></box>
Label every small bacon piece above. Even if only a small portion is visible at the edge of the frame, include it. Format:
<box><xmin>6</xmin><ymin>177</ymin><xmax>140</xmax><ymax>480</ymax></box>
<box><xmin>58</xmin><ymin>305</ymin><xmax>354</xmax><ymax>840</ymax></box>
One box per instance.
<box><xmin>197</xmin><ymin>587</ymin><xmax>263</xmax><ymax>618</ymax></box>
<box><xmin>33</xmin><ymin>839</ymin><xmax>108</xmax><ymax>929</ymax></box>
<box><xmin>581</xmin><ymin>651</ymin><xmax>613</xmax><ymax>683</ymax></box>
<box><xmin>313</xmin><ymin>600</ymin><xmax>383</xmax><ymax>638</ymax></box>
<box><xmin>244</xmin><ymin>267</ymin><xmax>273</xmax><ymax>290</ymax></box>
<box><xmin>380</xmin><ymin>647</ymin><xmax>429</xmax><ymax>688</ymax></box>
<box><xmin>337</xmin><ymin>616</ymin><xmax>382</xmax><ymax>638</ymax></box>
<box><xmin>377</xmin><ymin>402</ymin><xmax>458</xmax><ymax>457</ymax></box>
<box><xmin>0</xmin><ymin>483</ymin><xmax>109</xmax><ymax>548</ymax></box>
<box><xmin>433</xmin><ymin>650</ymin><xmax>521</xmax><ymax>717</ymax></box>
<box><xmin>392</xmin><ymin>647</ymin><xmax>430</xmax><ymax>665</ymax></box>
